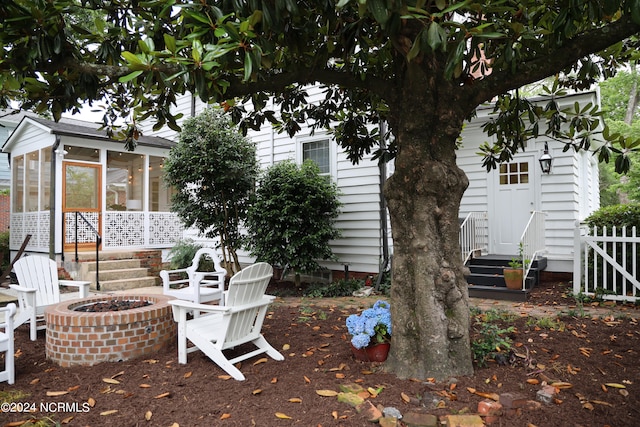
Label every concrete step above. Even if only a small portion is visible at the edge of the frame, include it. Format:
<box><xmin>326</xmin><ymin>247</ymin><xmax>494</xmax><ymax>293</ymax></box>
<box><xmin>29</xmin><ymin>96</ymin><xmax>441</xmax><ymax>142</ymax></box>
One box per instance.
<box><xmin>91</xmin><ymin>267</ymin><xmax>149</xmax><ymax>282</ymax></box>
<box><xmin>82</xmin><ymin>259</ymin><xmax>142</xmax><ymax>272</ymax></box>
<box><xmin>94</xmin><ymin>276</ymin><xmax>158</xmax><ymax>292</ymax></box>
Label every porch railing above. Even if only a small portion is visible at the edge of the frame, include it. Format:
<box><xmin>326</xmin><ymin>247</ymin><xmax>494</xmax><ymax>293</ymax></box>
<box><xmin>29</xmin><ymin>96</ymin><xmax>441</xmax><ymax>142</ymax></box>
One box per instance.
<box><xmin>74</xmin><ymin>211</ymin><xmax>102</xmax><ymax>291</ymax></box>
<box><xmin>460</xmin><ymin>211</ymin><xmax>488</xmax><ymax>264</ymax></box>
<box><xmin>573</xmin><ymin>222</ymin><xmax>639</xmax><ymax>302</ymax></box>
<box><xmin>519</xmin><ymin>211</ymin><xmax>547</xmax><ymax>289</ymax></box>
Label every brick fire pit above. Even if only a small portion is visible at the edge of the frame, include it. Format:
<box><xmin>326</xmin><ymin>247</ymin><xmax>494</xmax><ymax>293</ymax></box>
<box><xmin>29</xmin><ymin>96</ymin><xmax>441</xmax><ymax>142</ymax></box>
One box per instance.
<box><xmin>45</xmin><ymin>294</ymin><xmax>176</xmax><ymax>367</ymax></box>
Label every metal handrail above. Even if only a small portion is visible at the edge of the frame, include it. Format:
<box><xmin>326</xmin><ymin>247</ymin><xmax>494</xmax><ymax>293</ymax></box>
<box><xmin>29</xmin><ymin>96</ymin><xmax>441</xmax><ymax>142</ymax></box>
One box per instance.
<box><xmin>519</xmin><ymin>211</ymin><xmax>547</xmax><ymax>289</ymax></box>
<box><xmin>74</xmin><ymin>211</ymin><xmax>102</xmax><ymax>291</ymax></box>
<box><xmin>460</xmin><ymin>211</ymin><xmax>488</xmax><ymax>264</ymax></box>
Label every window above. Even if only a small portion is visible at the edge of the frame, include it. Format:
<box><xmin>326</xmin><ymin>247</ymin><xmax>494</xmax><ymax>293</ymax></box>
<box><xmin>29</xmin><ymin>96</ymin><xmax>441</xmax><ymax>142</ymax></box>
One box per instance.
<box><xmin>302</xmin><ymin>139</ymin><xmax>330</xmax><ymax>175</ymax></box>
<box><xmin>12</xmin><ymin>155</ymin><xmax>24</xmax><ymax>213</ymax></box>
<box><xmin>106</xmin><ymin>151</ymin><xmax>144</xmax><ymax>211</ymax></box>
<box><xmin>40</xmin><ymin>149</ymin><xmax>51</xmax><ymax>210</ymax></box>
<box><xmin>148</xmin><ymin>156</ymin><xmax>174</xmax><ymax>212</ymax></box>
<box><xmin>25</xmin><ymin>151</ymin><xmax>39</xmax><ymax>212</ymax></box>
<box><xmin>499</xmin><ymin>162</ymin><xmax>529</xmax><ymax>185</ymax></box>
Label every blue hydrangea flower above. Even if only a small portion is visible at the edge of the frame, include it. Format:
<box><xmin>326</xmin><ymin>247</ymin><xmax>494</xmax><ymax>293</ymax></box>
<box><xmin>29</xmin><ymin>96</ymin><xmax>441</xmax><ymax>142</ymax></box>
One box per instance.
<box><xmin>346</xmin><ymin>300</ymin><xmax>392</xmax><ymax>349</ymax></box>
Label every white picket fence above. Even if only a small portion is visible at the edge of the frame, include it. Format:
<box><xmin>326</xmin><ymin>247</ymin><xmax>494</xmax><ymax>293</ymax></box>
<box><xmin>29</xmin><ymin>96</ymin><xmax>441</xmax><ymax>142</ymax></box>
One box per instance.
<box><xmin>573</xmin><ymin>222</ymin><xmax>640</xmax><ymax>302</ymax></box>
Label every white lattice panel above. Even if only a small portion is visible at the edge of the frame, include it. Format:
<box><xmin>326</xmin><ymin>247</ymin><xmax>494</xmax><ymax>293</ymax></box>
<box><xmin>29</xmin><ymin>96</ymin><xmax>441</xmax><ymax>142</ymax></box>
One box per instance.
<box><xmin>10</xmin><ymin>212</ymin><xmax>50</xmax><ymax>251</ymax></box>
<box><xmin>103</xmin><ymin>212</ymin><xmax>145</xmax><ymax>247</ymax></box>
<box><xmin>148</xmin><ymin>213</ymin><xmax>184</xmax><ymax>246</ymax></box>
<box><xmin>65</xmin><ymin>212</ymin><xmax>100</xmax><ymax>244</ymax></box>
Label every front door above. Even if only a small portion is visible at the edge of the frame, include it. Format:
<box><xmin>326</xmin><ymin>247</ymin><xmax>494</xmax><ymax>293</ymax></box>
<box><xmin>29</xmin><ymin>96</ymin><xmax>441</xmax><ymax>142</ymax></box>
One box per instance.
<box><xmin>490</xmin><ymin>157</ymin><xmax>536</xmax><ymax>254</ymax></box>
<box><xmin>63</xmin><ymin>162</ymin><xmax>102</xmax><ymax>250</ymax></box>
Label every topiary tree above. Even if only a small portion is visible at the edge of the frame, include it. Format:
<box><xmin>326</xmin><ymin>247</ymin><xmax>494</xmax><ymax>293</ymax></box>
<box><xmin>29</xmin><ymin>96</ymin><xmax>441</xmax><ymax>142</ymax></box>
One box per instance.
<box><xmin>246</xmin><ymin>160</ymin><xmax>342</xmax><ymax>286</ymax></box>
<box><xmin>164</xmin><ymin>108</ymin><xmax>259</xmax><ymax>272</ymax></box>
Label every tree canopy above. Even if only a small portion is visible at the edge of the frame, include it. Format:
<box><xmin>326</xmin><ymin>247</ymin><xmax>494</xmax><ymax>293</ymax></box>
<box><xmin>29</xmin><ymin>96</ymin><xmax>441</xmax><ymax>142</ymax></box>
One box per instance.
<box><xmin>3</xmin><ymin>0</ymin><xmax>640</xmax><ymax>379</ymax></box>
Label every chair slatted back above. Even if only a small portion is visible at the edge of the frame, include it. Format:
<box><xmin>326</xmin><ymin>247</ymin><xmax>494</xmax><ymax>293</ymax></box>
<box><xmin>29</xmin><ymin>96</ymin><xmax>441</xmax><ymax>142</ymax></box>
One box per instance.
<box><xmin>224</xmin><ymin>263</ymin><xmax>273</xmax><ymax>342</ymax></box>
<box><xmin>13</xmin><ymin>256</ymin><xmax>61</xmax><ymax>308</ymax></box>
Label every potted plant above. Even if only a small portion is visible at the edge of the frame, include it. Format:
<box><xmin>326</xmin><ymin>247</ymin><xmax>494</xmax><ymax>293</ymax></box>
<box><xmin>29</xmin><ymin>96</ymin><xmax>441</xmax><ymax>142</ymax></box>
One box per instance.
<box><xmin>503</xmin><ymin>258</ymin><xmax>524</xmax><ymax>290</ymax></box>
<box><xmin>346</xmin><ymin>300</ymin><xmax>392</xmax><ymax>362</ymax></box>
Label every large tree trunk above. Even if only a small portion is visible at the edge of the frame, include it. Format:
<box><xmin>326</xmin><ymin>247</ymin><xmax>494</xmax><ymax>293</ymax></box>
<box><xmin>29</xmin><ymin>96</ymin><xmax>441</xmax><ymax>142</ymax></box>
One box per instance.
<box><xmin>383</xmin><ymin>84</ymin><xmax>474</xmax><ymax>379</ymax></box>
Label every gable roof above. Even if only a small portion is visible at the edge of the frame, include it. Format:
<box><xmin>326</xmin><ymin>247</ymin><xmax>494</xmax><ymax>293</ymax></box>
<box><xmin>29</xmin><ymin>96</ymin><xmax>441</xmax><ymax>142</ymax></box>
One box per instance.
<box><xmin>2</xmin><ymin>115</ymin><xmax>175</xmax><ymax>153</ymax></box>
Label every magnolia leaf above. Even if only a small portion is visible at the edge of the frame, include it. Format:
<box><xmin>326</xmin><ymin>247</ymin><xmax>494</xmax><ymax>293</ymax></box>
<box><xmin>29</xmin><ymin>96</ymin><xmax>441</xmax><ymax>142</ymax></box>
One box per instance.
<box><xmin>143</xmin><ymin>359</ymin><xmax>159</xmax><ymax>364</ymax></box>
<box><xmin>184</xmin><ymin>371</ymin><xmax>193</xmax><ymax>379</ymax></box>
<box><xmin>551</xmin><ymin>382</ymin><xmax>573</xmax><ymax>389</ymax></box>
<box><xmin>68</xmin><ymin>385</ymin><xmax>80</xmax><ymax>391</ymax></box>
<box><xmin>271</xmin><ymin>378</ymin><xmax>278</xmax><ymax>384</ymax></box>
<box><xmin>316</xmin><ymin>390</ymin><xmax>338</xmax><ymax>397</ymax></box>
<box><xmin>221</xmin><ymin>413</ymin><xmax>231</xmax><ymax>420</ymax></box>
<box><xmin>87</xmin><ymin>398</ymin><xmax>96</xmax><ymax>407</ymax></box>
<box><xmin>253</xmin><ymin>358</ymin><xmax>268</xmax><ymax>365</ymax></box>
<box><xmin>139</xmin><ymin>384</ymin><xmax>152</xmax><ymax>388</ymax></box>
<box><xmin>47</xmin><ymin>391</ymin><xmax>69</xmax><ymax>396</ymax></box>
<box><xmin>282</xmin><ymin>344</ymin><xmax>290</xmax><ymax>351</ymax></box>
<box><xmin>111</xmin><ymin>371</ymin><xmax>125</xmax><ymax>378</ymax></box>
<box><xmin>218</xmin><ymin>375</ymin><xmax>232</xmax><ymax>380</ymax></box>
<box><xmin>401</xmin><ymin>392</ymin><xmax>411</xmax><ymax>403</ymax></box>
<box><xmin>275</xmin><ymin>412</ymin><xmax>292</xmax><ymax>419</ymax></box>
<box><xmin>30</xmin><ymin>378</ymin><xmax>40</xmax><ymax>385</ymax></box>
<box><xmin>252</xmin><ymin>389</ymin><xmax>262</xmax><ymax>395</ymax></box>
<box><xmin>102</xmin><ymin>378</ymin><xmax>120</xmax><ymax>384</ymax></box>
<box><xmin>61</xmin><ymin>416</ymin><xmax>74</xmax><ymax>424</ymax></box>
<box><xmin>154</xmin><ymin>392</ymin><xmax>171</xmax><ymax>399</ymax></box>
<box><xmin>100</xmin><ymin>410</ymin><xmax>118</xmax><ymax>416</ymax></box>
<box><xmin>304</xmin><ymin>376</ymin><xmax>311</xmax><ymax>383</ymax></box>
<box><xmin>145</xmin><ymin>411</ymin><xmax>152</xmax><ymax>421</ymax></box>
<box><xmin>604</xmin><ymin>383</ymin><xmax>626</xmax><ymax>389</ymax></box>
<box><xmin>288</xmin><ymin>398</ymin><xmax>302</xmax><ymax>403</ymax></box>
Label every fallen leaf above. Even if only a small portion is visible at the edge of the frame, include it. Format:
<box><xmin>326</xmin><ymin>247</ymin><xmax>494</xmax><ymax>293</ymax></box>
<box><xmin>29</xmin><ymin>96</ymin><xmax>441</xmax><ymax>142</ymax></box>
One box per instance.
<box><xmin>288</xmin><ymin>398</ymin><xmax>302</xmax><ymax>403</ymax></box>
<box><xmin>145</xmin><ymin>411</ymin><xmax>152</xmax><ymax>421</ymax></box>
<box><xmin>139</xmin><ymin>384</ymin><xmax>152</xmax><ymax>388</ymax></box>
<box><xmin>551</xmin><ymin>382</ymin><xmax>573</xmax><ymax>389</ymax></box>
<box><xmin>47</xmin><ymin>391</ymin><xmax>69</xmax><ymax>397</ymax></box>
<box><xmin>154</xmin><ymin>392</ymin><xmax>170</xmax><ymax>399</ymax></box>
<box><xmin>252</xmin><ymin>389</ymin><xmax>262</xmax><ymax>395</ymax></box>
<box><xmin>30</xmin><ymin>378</ymin><xmax>40</xmax><ymax>385</ymax></box>
<box><xmin>332</xmin><ymin>411</ymin><xmax>338</xmax><ymax>419</ymax></box>
<box><xmin>87</xmin><ymin>397</ymin><xmax>96</xmax><ymax>407</ymax></box>
<box><xmin>253</xmin><ymin>358</ymin><xmax>268</xmax><ymax>365</ymax></box>
<box><xmin>282</xmin><ymin>344</ymin><xmax>290</xmax><ymax>351</ymax></box>
<box><xmin>61</xmin><ymin>416</ymin><xmax>74</xmax><ymax>424</ymax></box>
<box><xmin>271</xmin><ymin>378</ymin><xmax>278</xmax><ymax>384</ymax></box>
<box><xmin>220</xmin><ymin>413</ymin><xmax>231</xmax><ymax>420</ymax></box>
<box><xmin>218</xmin><ymin>375</ymin><xmax>232</xmax><ymax>380</ymax></box>
<box><xmin>275</xmin><ymin>412</ymin><xmax>292</xmax><ymax>419</ymax></box>
<box><xmin>304</xmin><ymin>376</ymin><xmax>311</xmax><ymax>383</ymax></box>
<box><xmin>316</xmin><ymin>390</ymin><xmax>339</xmax><ymax>397</ymax></box>
<box><xmin>335</xmin><ymin>373</ymin><xmax>345</xmax><ymax>379</ymax></box>
<box><xmin>102</xmin><ymin>378</ymin><xmax>120</xmax><ymax>385</ymax></box>
<box><xmin>143</xmin><ymin>359</ymin><xmax>159</xmax><ymax>364</ymax></box>
<box><xmin>100</xmin><ymin>410</ymin><xmax>118</xmax><ymax>416</ymax></box>
<box><xmin>401</xmin><ymin>392</ymin><xmax>411</xmax><ymax>403</ymax></box>
<box><xmin>111</xmin><ymin>371</ymin><xmax>125</xmax><ymax>379</ymax></box>
<box><xmin>591</xmin><ymin>400</ymin><xmax>613</xmax><ymax>407</ymax></box>
<box><xmin>67</xmin><ymin>385</ymin><xmax>80</xmax><ymax>392</ymax></box>
<box><xmin>604</xmin><ymin>383</ymin><xmax>626</xmax><ymax>389</ymax></box>
<box><xmin>619</xmin><ymin>389</ymin><xmax>629</xmax><ymax>397</ymax></box>
<box><xmin>527</xmin><ymin>379</ymin><xmax>540</xmax><ymax>385</ymax></box>
<box><xmin>183</xmin><ymin>371</ymin><xmax>192</xmax><ymax>379</ymax></box>
<box><xmin>582</xmin><ymin>402</ymin><xmax>594</xmax><ymax>410</ymax></box>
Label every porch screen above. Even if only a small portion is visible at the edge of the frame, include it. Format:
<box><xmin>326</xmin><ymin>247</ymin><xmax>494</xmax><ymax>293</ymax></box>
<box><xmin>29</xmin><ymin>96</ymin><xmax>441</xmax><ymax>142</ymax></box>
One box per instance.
<box><xmin>106</xmin><ymin>151</ymin><xmax>144</xmax><ymax>211</ymax></box>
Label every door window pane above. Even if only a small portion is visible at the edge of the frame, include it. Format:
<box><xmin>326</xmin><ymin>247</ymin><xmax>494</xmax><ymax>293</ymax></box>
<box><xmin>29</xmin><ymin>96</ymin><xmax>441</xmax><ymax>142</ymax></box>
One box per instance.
<box><xmin>499</xmin><ymin>162</ymin><xmax>529</xmax><ymax>185</ymax></box>
<box><xmin>12</xmin><ymin>155</ymin><xmax>24</xmax><ymax>213</ymax></box>
<box><xmin>65</xmin><ymin>165</ymin><xmax>99</xmax><ymax>210</ymax></box>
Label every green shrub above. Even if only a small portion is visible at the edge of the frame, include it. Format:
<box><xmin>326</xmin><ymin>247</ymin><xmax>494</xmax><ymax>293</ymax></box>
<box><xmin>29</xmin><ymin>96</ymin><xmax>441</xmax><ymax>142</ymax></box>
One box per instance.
<box><xmin>471</xmin><ymin>316</ymin><xmax>514</xmax><ymax>367</ymax></box>
<box><xmin>585</xmin><ymin>204</ymin><xmax>640</xmax><ymax>228</ymax></box>
<box><xmin>303</xmin><ymin>278</ymin><xmax>363</xmax><ymax>298</ymax></box>
<box><xmin>0</xmin><ymin>231</ymin><xmax>9</xmax><ymax>270</ymax></box>
<box><xmin>168</xmin><ymin>239</ymin><xmax>203</xmax><ymax>269</ymax></box>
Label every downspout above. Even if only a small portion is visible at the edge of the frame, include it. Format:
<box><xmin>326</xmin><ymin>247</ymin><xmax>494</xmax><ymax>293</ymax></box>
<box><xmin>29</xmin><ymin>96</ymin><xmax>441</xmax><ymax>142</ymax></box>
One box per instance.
<box><xmin>376</xmin><ymin>120</ymin><xmax>390</xmax><ymax>289</ymax></box>
<box><xmin>50</xmin><ymin>136</ymin><xmax>61</xmax><ymax>260</ymax></box>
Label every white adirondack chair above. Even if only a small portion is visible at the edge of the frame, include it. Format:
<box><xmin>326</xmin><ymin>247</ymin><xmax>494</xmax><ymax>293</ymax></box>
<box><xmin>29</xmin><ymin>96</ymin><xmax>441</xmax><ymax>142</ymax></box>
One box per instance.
<box><xmin>0</xmin><ymin>303</ymin><xmax>17</xmax><ymax>384</ymax></box>
<box><xmin>168</xmin><ymin>262</ymin><xmax>284</xmax><ymax>381</ymax></box>
<box><xmin>160</xmin><ymin>248</ymin><xmax>227</xmax><ymax>311</ymax></box>
<box><xmin>10</xmin><ymin>256</ymin><xmax>91</xmax><ymax>341</ymax></box>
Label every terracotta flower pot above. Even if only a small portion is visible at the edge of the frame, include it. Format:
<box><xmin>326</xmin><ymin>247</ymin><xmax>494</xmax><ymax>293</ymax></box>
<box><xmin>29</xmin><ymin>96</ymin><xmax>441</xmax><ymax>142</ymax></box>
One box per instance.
<box><xmin>503</xmin><ymin>268</ymin><xmax>524</xmax><ymax>290</ymax></box>
<box><xmin>350</xmin><ymin>343</ymin><xmax>390</xmax><ymax>362</ymax></box>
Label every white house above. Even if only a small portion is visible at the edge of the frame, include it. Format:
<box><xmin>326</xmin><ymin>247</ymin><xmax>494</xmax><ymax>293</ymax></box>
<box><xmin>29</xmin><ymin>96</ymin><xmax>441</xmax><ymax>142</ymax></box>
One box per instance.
<box><xmin>2</xmin><ymin>89</ymin><xmax>601</xmax><ymax>292</ymax></box>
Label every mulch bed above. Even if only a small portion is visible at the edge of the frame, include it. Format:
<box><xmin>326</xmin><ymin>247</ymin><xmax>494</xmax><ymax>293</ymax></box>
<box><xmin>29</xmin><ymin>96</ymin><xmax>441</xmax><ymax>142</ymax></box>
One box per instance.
<box><xmin>1</xmin><ymin>281</ymin><xmax>639</xmax><ymax>426</ymax></box>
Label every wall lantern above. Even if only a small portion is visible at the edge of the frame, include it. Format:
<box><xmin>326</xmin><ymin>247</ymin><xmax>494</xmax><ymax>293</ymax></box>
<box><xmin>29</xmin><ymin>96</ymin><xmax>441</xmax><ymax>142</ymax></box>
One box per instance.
<box><xmin>539</xmin><ymin>142</ymin><xmax>552</xmax><ymax>174</ymax></box>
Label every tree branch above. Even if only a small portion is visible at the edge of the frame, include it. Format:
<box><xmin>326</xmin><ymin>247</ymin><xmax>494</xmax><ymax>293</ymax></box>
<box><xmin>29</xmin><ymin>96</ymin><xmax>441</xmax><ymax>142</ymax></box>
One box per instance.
<box><xmin>474</xmin><ymin>16</ymin><xmax>640</xmax><ymax>102</ymax></box>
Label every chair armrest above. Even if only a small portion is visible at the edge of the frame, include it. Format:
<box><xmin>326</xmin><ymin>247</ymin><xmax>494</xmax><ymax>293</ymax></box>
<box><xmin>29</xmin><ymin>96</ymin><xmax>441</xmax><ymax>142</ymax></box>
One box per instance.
<box><xmin>59</xmin><ymin>280</ymin><xmax>91</xmax><ymax>298</ymax></box>
<box><xmin>8</xmin><ymin>284</ymin><xmax>36</xmax><ymax>294</ymax></box>
<box><xmin>168</xmin><ymin>299</ymin><xmax>232</xmax><ymax>314</ymax></box>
